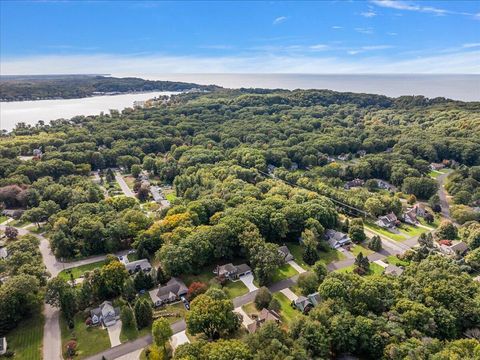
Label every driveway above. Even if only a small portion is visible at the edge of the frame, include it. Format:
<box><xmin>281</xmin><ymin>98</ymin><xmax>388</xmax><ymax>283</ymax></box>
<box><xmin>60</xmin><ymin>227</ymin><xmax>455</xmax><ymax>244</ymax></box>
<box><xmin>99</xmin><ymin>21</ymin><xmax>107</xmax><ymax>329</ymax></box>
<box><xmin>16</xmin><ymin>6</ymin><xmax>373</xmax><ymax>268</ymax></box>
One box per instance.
<box><xmin>280</xmin><ymin>288</ymin><xmax>298</xmax><ymax>302</ymax></box>
<box><xmin>115</xmin><ymin>171</ymin><xmax>136</xmax><ymax>198</ymax></box>
<box><xmin>170</xmin><ymin>330</ymin><xmax>190</xmax><ymax>351</ymax></box>
<box><xmin>115</xmin><ymin>349</ymin><xmax>143</xmax><ymax>360</ymax></box>
<box><xmin>234</xmin><ymin>306</ymin><xmax>255</xmax><ymax>328</ymax></box>
<box><xmin>43</xmin><ymin>304</ymin><xmax>62</xmax><ymax>360</ymax></box>
<box><xmin>287</xmin><ymin>260</ymin><xmax>306</xmax><ymax>274</ymax></box>
<box><xmin>107</xmin><ymin>321</ymin><xmax>122</xmax><ymax>347</ymax></box>
<box><xmin>239</xmin><ymin>274</ymin><xmax>258</xmax><ymax>292</ymax></box>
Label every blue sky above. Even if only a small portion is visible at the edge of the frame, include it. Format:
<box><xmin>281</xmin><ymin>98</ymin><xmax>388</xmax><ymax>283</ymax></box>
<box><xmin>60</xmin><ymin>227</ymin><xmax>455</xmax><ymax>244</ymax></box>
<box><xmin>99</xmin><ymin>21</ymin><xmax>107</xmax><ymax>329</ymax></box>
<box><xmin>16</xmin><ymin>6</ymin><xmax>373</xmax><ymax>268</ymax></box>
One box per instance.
<box><xmin>1</xmin><ymin>0</ymin><xmax>479</xmax><ymax>74</ymax></box>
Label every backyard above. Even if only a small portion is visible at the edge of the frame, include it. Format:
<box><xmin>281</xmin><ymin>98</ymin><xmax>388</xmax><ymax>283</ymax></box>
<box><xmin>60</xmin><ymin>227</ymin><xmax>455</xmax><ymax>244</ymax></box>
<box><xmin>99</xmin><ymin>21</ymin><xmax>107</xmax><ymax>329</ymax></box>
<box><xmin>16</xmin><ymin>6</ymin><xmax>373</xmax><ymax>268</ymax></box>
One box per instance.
<box><xmin>4</xmin><ymin>311</ymin><xmax>44</xmax><ymax>360</ymax></box>
<box><xmin>272</xmin><ymin>292</ymin><xmax>298</xmax><ymax>324</ymax></box>
<box><xmin>60</xmin><ymin>313</ymin><xmax>111</xmax><ymax>359</ymax></box>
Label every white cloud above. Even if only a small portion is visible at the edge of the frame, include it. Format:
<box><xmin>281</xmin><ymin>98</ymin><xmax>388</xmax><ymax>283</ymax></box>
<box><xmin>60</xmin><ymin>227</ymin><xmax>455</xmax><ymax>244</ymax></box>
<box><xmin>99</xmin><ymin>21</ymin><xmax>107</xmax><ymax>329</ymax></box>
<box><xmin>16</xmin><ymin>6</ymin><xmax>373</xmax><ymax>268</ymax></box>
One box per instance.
<box><xmin>348</xmin><ymin>45</ymin><xmax>393</xmax><ymax>55</ymax></box>
<box><xmin>355</xmin><ymin>27</ymin><xmax>374</xmax><ymax>34</ymax></box>
<box><xmin>2</xmin><ymin>49</ymin><xmax>479</xmax><ymax>75</ymax></box>
<box><xmin>273</xmin><ymin>16</ymin><xmax>287</xmax><ymax>25</ymax></box>
<box><xmin>371</xmin><ymin>0</ymin><xmax>477</xmax><ymax>18</ymax></box>
<box><xmin>463</xmin><ymin>43</ymin><xmax>480</xmax><ymax>48</ymax></box>
<box><xmin>361</xmin><ymin>10</ymin><xmax>377</xmax><ymax>18</ymax></box>
<box><xmin>387</xmin><ymin>32</ymin><xmax>398</xmax><ymax>36</ymax></box>
<box><xmin>332</xmin><ymin>26</ymin><xmax>343</xmax><ymax>29</ymax></box>
<box><xmin>309</xmin><ymin>44</ymin><xmax>329</xmax><ymax>51</ymax></box>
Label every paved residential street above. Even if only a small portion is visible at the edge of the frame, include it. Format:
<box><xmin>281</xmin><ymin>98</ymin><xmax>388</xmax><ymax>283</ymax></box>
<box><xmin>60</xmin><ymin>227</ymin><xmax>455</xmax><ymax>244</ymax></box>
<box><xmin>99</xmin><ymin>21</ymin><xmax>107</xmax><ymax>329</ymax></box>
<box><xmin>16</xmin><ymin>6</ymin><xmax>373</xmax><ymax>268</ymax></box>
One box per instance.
<box><xmin>437</xmin><ymin>172</ymin><xmax>452</xmax><ymax>221</ymax></box>
<box><xmin>43</xmin><ymin>304</ymin><xmax>62</xmax><ymax>360</ymax></box>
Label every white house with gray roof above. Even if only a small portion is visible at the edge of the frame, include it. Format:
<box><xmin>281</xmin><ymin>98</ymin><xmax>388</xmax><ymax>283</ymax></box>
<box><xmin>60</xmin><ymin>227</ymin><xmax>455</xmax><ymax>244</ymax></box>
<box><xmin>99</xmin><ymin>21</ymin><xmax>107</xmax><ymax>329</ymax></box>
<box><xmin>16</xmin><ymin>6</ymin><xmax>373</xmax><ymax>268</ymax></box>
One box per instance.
<box><xmin>149</xmin><ymin>277</ymin><xmax>188</xmax><ymax>307</ymax></box>
<box><xmin>90</xmin><ymin>301</ymin><xmax>120</xmax><ymax>327</ymax></box>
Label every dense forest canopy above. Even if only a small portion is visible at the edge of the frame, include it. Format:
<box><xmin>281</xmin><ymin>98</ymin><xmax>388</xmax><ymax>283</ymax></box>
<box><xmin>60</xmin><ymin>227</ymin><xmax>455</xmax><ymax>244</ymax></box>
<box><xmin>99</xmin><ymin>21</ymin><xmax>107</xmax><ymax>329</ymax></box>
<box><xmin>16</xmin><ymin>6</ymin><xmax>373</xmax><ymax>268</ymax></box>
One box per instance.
<box><xmin>0</xmin><ymin>75</ymin><xmax>220</xmax><ymax>101</ymax></box>
<box><xmin>1</xmin><ymin>88</ymin><xmax>480</xmax><ymax>359</ymax></box>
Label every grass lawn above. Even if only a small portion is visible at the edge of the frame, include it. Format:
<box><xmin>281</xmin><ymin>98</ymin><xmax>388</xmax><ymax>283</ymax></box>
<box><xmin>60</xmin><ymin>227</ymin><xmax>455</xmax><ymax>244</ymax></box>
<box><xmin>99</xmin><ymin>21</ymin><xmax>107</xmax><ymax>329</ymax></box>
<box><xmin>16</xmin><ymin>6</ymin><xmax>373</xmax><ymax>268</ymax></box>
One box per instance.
<box><xmin>272</xmin><ymin>292</ymin><xmax>298</xmax><ymax>324</ymax></box>
<box><xmin>60</xmin><ymin>313</ymin><xmax>111</xmax><ymax>359</ymax></box>
<box><xmin>224</xmin><ymin>280</ymin><xmax>249</xmax><ymax>299</ymax></box>
<box><xmin>428</xmin><ymin>170</ymin><xmax>442</xmax><ymax>178</ymax></box>
<box><xmin>154</xmin><ymin>302</ymin><xmax>187</xmax><ymax>325</ymax></box>
<box><xmin>271</xmin><ymin>263</ymin><xmax>298</xmax><ymax>283</ymax></box>
<box><xmin>350</xmin><ymin>244</ymin><xmax>373</xmax><ymax>256</ymax></box>
<box><xmin>8</xmin><ymin>219</ymin><xmax>29</xmax><ymax>228</ymax></box>
<box><xmin>288</xmin><ymin>243</ymin><xmax>346</xmax><ymax>269</ymax></box>
<box><xmin>124</xmin><ymin>175</ymin><xmax>136</xmax><ymax>189</ymax></box>
<box><xmin>365</xmin><ymin>223</ymin><xmax>407</xmax><ymax>242</ymax></box>
<box><xmin>120</xmin><ymin>323</ymin><xmax>151</xmax><ymax>343</ymax></box>
<box><xmin>58</xmin><ymin>260</ymin><xmax>106</xmax><ymax>280</ymax></box>
<box><xmin>5</xmin><ymin>310</ymin><xmax>44</xmax><ymax>360</ymax></box>
<box><xmin>318</xmin><ymin>248</ymin><xmax>346</xmax><ymax>264</ymax></box>
<box><xmin>336</xmin><ymin>262</ymin><xmax>385</xmax><ymax>276</ymax></box>
<box><xmin>242</xmin><ymin>302</ymin><xmax>259</xmax><ymax>317</ymax></box>
<box><xmin>165</xmin><ymin>192</ymin><xmax>177</xmax><ymax>202</ymax></box>
<box><xmin>398</xmin><ymin>224</ymin><xmax>428</xmax><ymax>237</ymax></box>
<box><xmin>0</xmin><ymin>215</ymin><xmax>8</xmax><ymax>223</ymax></box>
<box><xmin>385</xmin><ymin>255</ymin><xmax>410</xmax><ymax>267</ymax></box>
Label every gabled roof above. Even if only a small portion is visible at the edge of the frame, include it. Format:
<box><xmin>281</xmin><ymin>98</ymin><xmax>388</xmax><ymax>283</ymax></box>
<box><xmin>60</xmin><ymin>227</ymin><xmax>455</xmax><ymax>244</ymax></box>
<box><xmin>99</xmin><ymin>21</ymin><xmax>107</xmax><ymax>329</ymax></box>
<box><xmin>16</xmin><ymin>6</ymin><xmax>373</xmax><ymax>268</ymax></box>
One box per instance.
<box><xmin>258</xmin><ymin>308</ymin><xmax>281</xmax><ymax>322</ymax></box>
<box><xmin>155</xmin><ymin>277</ymin><xmax>188</xmax><ymax>300</ymax></box>
<box><xmin>450</xmin><ymin>241</ymin><xmax>468</xmax><ymax>254</ymax></box>
<box><xmin>235</xmin><ymin>263</ymin><xmax>251</xmax><ymax>274</ymax></box>
<box><xmin>125</xmin><ymin>259</ymin><xmax>152</xmax><ymax>272</ymax></box>
<box><xmin>384</xmin><ymin>264</ymin><xmax>404</xmax><ymax>276</ymax></box>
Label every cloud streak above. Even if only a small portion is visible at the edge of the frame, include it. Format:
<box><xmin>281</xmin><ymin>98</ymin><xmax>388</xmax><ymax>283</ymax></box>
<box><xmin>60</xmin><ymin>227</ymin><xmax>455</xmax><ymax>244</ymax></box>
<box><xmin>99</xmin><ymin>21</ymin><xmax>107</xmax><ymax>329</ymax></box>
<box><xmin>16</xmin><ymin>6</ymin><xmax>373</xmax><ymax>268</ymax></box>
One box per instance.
<box><xmin>273</xmin><ymin>16</ymin><xmax>287</xmax><ymax>25</ymax></box>
<box><xmin>371</xmin><ymin>0</ymin><xmax>478</xmax><ymax>18</ymax></box>
<box><xmin>2</xmin><ymin>49</ymin><xmax>479</xmax><ymax>75</ymax></box>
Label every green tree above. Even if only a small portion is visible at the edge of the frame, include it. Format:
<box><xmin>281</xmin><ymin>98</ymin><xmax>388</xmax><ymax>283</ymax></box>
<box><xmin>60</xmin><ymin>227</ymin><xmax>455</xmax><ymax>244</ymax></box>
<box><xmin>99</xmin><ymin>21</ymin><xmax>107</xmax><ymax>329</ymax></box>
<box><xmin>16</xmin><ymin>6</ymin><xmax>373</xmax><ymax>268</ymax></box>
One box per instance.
<box><xmin>368</xmin><ymin>235</ymin><xmax>382</xmax><ymax>252</ymax></box>
<box><xmin>152</xmin><ymin>318</ymin><xmax>173</xmax><ymax>350</ymax></box>
<box><xmin>134</xmin><ymin>297</ymin><xmax>153</xmax><ymax>329</ymax></box>
<box><xmin>254</xmin><ymin>287</ymin><xmax>272</xmax><ymax>310</ymax></box>
<box><xmin>297</xmin><ymin>272</ymin><xmax>320</xmax><ymax>295</ymax></box>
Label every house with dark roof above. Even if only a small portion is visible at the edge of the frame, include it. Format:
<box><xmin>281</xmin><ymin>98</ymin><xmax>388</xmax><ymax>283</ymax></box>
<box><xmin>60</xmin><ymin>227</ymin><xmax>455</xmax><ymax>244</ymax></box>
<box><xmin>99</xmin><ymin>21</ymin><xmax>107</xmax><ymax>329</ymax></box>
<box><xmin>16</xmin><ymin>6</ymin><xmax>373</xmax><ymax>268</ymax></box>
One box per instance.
<box><xmin>124</xmin><ymin>259</ymin><xmax>152</xmax><ymax>274</ymax></box>
<box><xmin>412</xmin><ymin>203</ymin><xmax>427</xmax><ymax>217</ymax></box>
<box><xmin>149</xmin><ymin>277</ymin><xmax>188</xmax><ymax>307</ymax></box>
<box><xmin>440</xmin><ymin>241</ymin><xmax>469</xmax><ymax>257</ymax></box>
<box><xmin>278</xmin><ymin>246</ymin><xmax>294</xmax><ymax>262</ymax></box>
<box><xmin>325</xmin><ymin>229</ymin><xmax>351</xmax><ymax>249</ymax></box>
<box><xmin>402</xmin><ymin>208</ymin><xmax>419</xmax><ymax>225</ymax></box>
<box><xmin>247</xmin><ymin>308</ymin><xmax>281</xmax><ymax>333</ymax></box>
<box><xmin>214</xmin><ymin>263</ymin><xmax>252</xmax><ymax>280</ymax></box>
<box><xmin>90</xmin><ymin>301</ymin><xmax>120</xmax><ymax>327</ymax></box>
<box><xmin>293</xmin><ymin>292</ymin><xmax>321</xmax><ymax>313</ymax></box>
<box><xmin>384</xmin><ymin>264</ymin><xmax>404</xmax><ymax>276</ymax></box>
<box><xmin>376</xmin><ymin>212</ymin><xmax>398</xmax><ymax>229</ymax></box>
<box><xmin>344</xmin><ymin>178</ymin><xmax>365</xmax><ymax>190</ymax></box>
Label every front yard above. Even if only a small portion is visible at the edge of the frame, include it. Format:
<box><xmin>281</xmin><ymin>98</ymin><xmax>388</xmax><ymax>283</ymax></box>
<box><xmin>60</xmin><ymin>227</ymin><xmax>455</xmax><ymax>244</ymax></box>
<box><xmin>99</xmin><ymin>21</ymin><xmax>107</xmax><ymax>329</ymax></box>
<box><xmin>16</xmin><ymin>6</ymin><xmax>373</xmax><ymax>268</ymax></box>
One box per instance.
<box><xmin>287</xmin><ymin>243</ymin><xmax>346</xmax><ymax>269</ymax></box>
<box><xmin>153</xmin><ymin>302</ymin><xmax>188</xmax><ymax>325</ymax></box>
<box><xmin>365</xmin><ymin>223</ymin><xmax>407</xmax><ymax>242</ymax></box>
<box><xmin>270</xmin><ymin>263</ymin><xmax>298</xmax><ymax>283</ymax></box>
<box><xmin>385</xmin><ymin>255</ymin><xmax>410</xmax><ymax>267</ymax></box>
<box><xmin>60</xmin><ymin>313</ymin><xmax>111</xmax><ymax>359</ymax></box>
<box><xmin>336</xmin><ymin>262</ymin><xmax>385</xmax><ymax>276</ymax></box>
<box><xmin>4</xmin><ymin>310</ymin><xmax>44</xmax><ymax>360</ymax></box>
<box><xmin>224</xmin><ymin>280</ymin><xmax>249</xmax><ymax>298</ymax></box>
<box><xmin>58</xmin><ymin>260</ymin><xmax>107</xmax><ymax>280</ymax></box>
<box><xmin>398</xmin><ymin>224</ymin><xmax>428</xmax><ymax>238</ymax></box>
<box><xmin>350</xmin><ymin>243</ymin><xmax>374</xmax><ymax>256</ymax></box>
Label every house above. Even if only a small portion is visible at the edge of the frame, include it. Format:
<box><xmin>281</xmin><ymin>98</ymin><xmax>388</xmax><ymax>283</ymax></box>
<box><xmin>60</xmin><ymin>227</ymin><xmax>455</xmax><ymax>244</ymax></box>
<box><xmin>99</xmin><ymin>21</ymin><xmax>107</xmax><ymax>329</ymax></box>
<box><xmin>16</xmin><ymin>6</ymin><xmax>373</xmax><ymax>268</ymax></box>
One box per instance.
<box><xmin>430</xmin><ymin>162</ymin><xmax>445</xmax><ymax>171</ymax></box>
<box><xmin>384</xmin><ymin>264</ymin><xmax>404</xmax><ymax>276</ymax></box>
<box><xmin>344</xmin><ymin>178</ymin><xmax>365</xmax><ymax>190</ymax></box>
<box><xmin>376</xmin><ymin>213</ymin><xmax>398</xmax><ymax>229</ymax></box>
<box><xmin>149</xmin><ymin>277</ymin><xmax>188</xmax><ymax>307</ymax></box>
<box><xmin>247</xmin><ymin>308</ymin><xmax>281</xmax><ymax>333</ymax></box>
<box><xmin>376</xmin><ymin>179</ymin><xmax>395</xmax><ymax>191</ymax></box>
<box><xmin>325</xmin><ymin>229</ymin><xmax>351</xmax><ymax>249</ymax></box>
<box><xmin>0</xmin><ymin>337</ymin><xmax>6</xmax><ymax>355</ymax></box>
<box><xmin>327</xmin><ymin>156</ymin><xmax>336</xmax><ymax>163</ymax></box>
<box><xmin>356</xmin><ymin>150</ymin><xmax>367</xmax><ymax>157</ymax></box>
<box><xmin>278</xmin><ymin>246</ymin><xmax>294</xmax><ymax>262</ymax></box>
<box><xmin>293</xmin><ymin>292</ymin><xmax>321</xmax><ymax>313</ymax></box>
<box><xmin>402</xmin><ymin>208</ymin><xmax>419</xmax><ymax>225</ymax></box>
<box><xmin>214</xmin><ymin>263</ymin><xmax>252</xmax><ymax>280</ymax></box>
<box><xmin>267</xmin><ymin>164</ymin><xmax>276</xmax><ymax>174</ymax></box>
<box><xmin>150</xmin><ymin>186</ymin><xmax>163</xmax><ymax>203</ymax></box>
<box><xmin>440</xmin><ymin>241</ymin><xmax>469</xmax><ymax>256</ymax></box>
<box><xmin>1</xmin><ymin>209</ymin><xmax>24</xmax><ymax>220</ymax></box>
<box><xmin>0</xmin><ymin>246</ymin><xmax>8</xmax><ymax>260</ymax></box>
<box><xmin>124</xmin><ymin>259</ymin><xmax>152</xmax><ymax>274</ymax></box>
<box><xmin>32</xmin><ymin>148</ymin><xmax>43</xmax><ymax>158</ymax></box>
<box><xmin>90</xmin><ymin>301</ymin><xmax>120</xmax><ymax>327</ymax></box>
<box><xmin>412</xmin><ymin>203</ymin><xmax>427</xmax><ymax>217</ymax></box>
<box><xmin>338</xmin><ymin>154</ymin><xmax>349</xmax><ymax>161</ymax></box>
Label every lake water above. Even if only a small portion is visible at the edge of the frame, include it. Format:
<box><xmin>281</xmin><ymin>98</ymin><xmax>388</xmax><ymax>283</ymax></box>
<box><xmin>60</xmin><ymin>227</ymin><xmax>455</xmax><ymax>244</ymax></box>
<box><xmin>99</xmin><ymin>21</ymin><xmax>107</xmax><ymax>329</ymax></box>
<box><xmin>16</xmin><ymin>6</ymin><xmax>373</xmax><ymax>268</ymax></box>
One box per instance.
<box><xmin>0</xmin><ymin>91</ymin><xmax>177</xmax><ymax>131</ymax></box>
<box><xmin>1</xmin><ymin>74</ymin><xmax>479</xmax><ymax>131</ymax></box>
<box><xmin>143</xmin><ymin>73</ymin><xmax>480</xmax><ymax>102</ymax></box>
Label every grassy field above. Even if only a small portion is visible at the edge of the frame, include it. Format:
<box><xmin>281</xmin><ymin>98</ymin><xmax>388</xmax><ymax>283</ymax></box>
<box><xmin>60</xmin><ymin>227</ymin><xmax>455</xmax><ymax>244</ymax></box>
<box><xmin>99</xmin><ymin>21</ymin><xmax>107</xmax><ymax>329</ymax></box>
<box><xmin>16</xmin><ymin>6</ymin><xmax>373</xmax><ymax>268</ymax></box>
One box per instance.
<box><xmin>350</xmin><ymin>244</ymin><xmax>373</xmax><ymax>256</ymax></box>
<box><xmin>270</xmin><ymin>263</ymin><xmax>298</xmax><ymax>283</ymax></box>
<box><xmin>385</xmin><ymin>255</ymin><xmax>410</xmax><ymax>267</ymax></box>
<box><xmin>0</xmin><ymin>215</ymin><xmax>8</xmax><ymax>223</ymax></box>
<box><xmin>365</xmin><ymin>223</ymin><xmax>407</xmax><ymax>242</ymax></box>
<box><xmin>165</xmin><ymin>192</ymin><xmax>177</xmax><ymax>202</ymax></box>
<box><xmin>272</xmin><ymin>292</ymin><xmax>298</xmax><ymax>324</ymax></box>
<box><xmin>398</xmin><ymin>224</ymin><xmax>428</xmax><ymax>237</ymax></box>
<box><xmin>123</xmin><ymin>175</ymin><xmax>136</xmax><ymax>189</ymax></box>
<box><xmin>419</xmin><ymin>216</ymin><xmax>439</xmax><ymax>228</ymax></box>
<box><xmin>224</xmin><ymin>280</ymin><xmax>249</xmax><ymax>299</ymax></box>
<box><xmin>288</xmin><ymin>243</ymin><xmax>346</xmax><ymax>269</ymax></box>
<box><xmin>5</xmin><ymin>311</ymin><xmax>44</xmax><ymax>360</ymax></box>
<box><xmin>8</xmin><ymin>219</ymin><xmax>29</xmax><ymax>228</ymax></box>
<box><xmin>58</xmin><ymin>260</ymin><xmax>106</xmax><ymax>280</ymax></box>
<box><xmin>242</xmin><ymin>302</ymin><xmax>259</xmax><ymax>316</ymax></box>
<box><xmin>60</xmin><ymin>313</ymin><xmax>111</xmax><ymax>359</ymax></box>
